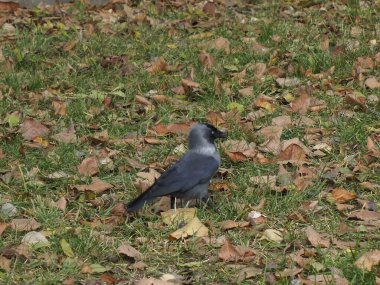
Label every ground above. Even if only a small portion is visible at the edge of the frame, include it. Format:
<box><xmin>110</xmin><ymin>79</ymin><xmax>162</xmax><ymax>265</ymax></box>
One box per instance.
<box><xmin>0</xmin><ymin>0</ymin><xmax>380</xmax><ymax>284</ymax></box>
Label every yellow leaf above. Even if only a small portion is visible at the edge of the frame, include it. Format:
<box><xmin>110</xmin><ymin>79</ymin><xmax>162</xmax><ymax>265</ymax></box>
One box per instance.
<box><xmin>169</xmin><ymin>217</ymin><xmax>209</xmax><ymax>240</ymax></box>
<box><xmin>161</xmin><ymin>208</ymin><xmax>197</xmax><ymax>226</ymax></box>
<box><xmin>60</xmin><ymin>239</ymin><xmax>74</xmax><ymax>257</ymax></box>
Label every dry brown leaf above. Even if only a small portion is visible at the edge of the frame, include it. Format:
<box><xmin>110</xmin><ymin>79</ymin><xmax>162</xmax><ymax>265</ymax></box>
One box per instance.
<box><xmin>364</xmin><ymin>77</ymin><xmax>380</xmax><ymax>89</ymax></box>
<box><xmin>10</xmin><ymin>218</ymin><xmax>41</xmax><ymax>232</ymax></box>
<box><xmin>219</xmin><ymin>220</ymin><xmax>250</xmax><ymax>231</ymax></box>
<box><xmin>252</xmin><ymin>43</ymin><xmax>269</xmax><ymax>54</ymax></box>
<box><xmin>0</xmin><ymin>1</ymin><xmax>19</xmax><ymax>12</ymax></box>
<box><xmin>52</xmin><ymin>101</ymin><xmax>67</xmax><ymax>116</ymax></box>
<box><xmin>146</xmin><ymin>56</ymin><xmax>167</xmax><ymax>74</ymax></box>
<box><xmin>0</xmin><ymin>223</ymin><xmax>9</xmax><ymax>236</ymax></box>
<box><xmin>199</xmin><ymin>51</ymin><xmax>216</xmax><ymax>68</ymax></box>
<box><xmin>20</xmin><ymin>118</ymin><xmax>49</xmax><ymax>141</ymax></box>
<box><xmin>210</xmin><ymin>37</ymin><xmax>230</xmax><ymax>54</ymax></box>
<box><xmin>331</xmin><ymin>188</ymin><xmax>356</xmax><ymax>203</ymax></box>
<box><xmin>367</xmin><ymin>136</ymin><xmax>380</xmax><ymax>158</ymax></box>
<box><xmin>302</xmin><ymin>274</ymin><xmax>349</xmax><ymax>285</ymax></box>
<box><xmin>355</xmin><ymin>250</ymin><xmax>380</xmax><ymax>271</ymax></box>
<box><xmin>63</xmin><ymin>39</ymin><xmax>78</xmax><ymax>52</ymax></box>
<box><xmin>272</xmin><ymin>115</ymin><xmax>292</xmax><ymax>128</ymax></box>
<box><xmin>205</xmin><ymin>111</ymin><xmax>225</xmax><ymax>126</ymax></box>
<box><xmin>348</xmin><ymin>210</ymin><xmax>380</xmax><ymax>221</ymax></box>
<box><xmin>169</xmin><ymin>217</ymin><xmax>209</xmax><ymax>240</ymax></box>
<box><xmin>223</xmin><ymin>140</ymin><xmax>257</xmax><ymax>162</ymax></box>
<box><xmin>0</xmin><ymin>256</ymin><xmax>11</xmax><ymax>272</ymax></box>
<box><xmin>72</xmin><ymin>177</ymin><xmax>113</xmax><ymax>194</ymax></box>
<box><xmin>78</xmin><ymin>156</ymin><xmax>99</xmax><ymax>176</ymax></box>
<box><xmin>238</xmin><ymin>86</ymin><xmax>253</xmax><ymax>97</ymax></box>
<box><xmin>219</xmin><ymin>239</ymin><xmax>255</xmax><ymax>262</ymax></box>
<box><xmin>237</xmin><ymin>267</ymin><xmax>262</xmax><ymax>282</ymax></box>
<box><xmin>275</xmin><ymin>267</ymin><xmax>303</xmax><ymax>278</ymax></box>
<box><xmin>257</xmin><ymin>126</ymin><xmax>283</xmax><ymax>155</ymax></box>
<box><xmin>118</xmin><ymin>242</ymin><xmax>143</xmax><ymax>261</ymax></box>
<box><xmin>253</xmin><ymin>62</ymin><xmax>266</xmax><ymax>78</ymax></box>
<box><xmin>134</xmin><ymin>168</ymin><xmax>161</xmax><ymax>192</ymax></box>
<box><xmin>305</xmin><ymin>226</ymin><xmax>330</xmax><ymax>248</ymax></box>
<box><xmin>203</xmin><ymin>1</ymin><xmax>216</xmax><ymax>16</ymax></box>
<box><xmin>52</xmin><ymin>125</ymin><xmax>77</xmax><ymax>144</ymax></box>
<box><xmin>135</xmin><ymin>278</ymin><xmax>172</xmax><ymax>285</ymax></box>
<box><xmin>254</xmin><ymin>95</ymin><xmax>276</xmax><ymax>112</ymax></box>
<box><xmin>181</xmin><ymin>78</ymin><xmax>200</xmax><ymax>95</ymax></box>
<box><xmin>52</xmin><ymin>197</ymin><xmax>67</xmax><ymax>212</ymax></box>
<box><xmin>277</xmin><ymin>138</ymin><xmax>310</xmax><ymax>164</ymax></box>
<box><xmin>152</xmin><ymin>122</ymin><xmax>195</xmax><ymax>136</ymax></box>
<box><xmin>290</xmin><ymin>89</ymin><xmax>311</xmax><ymax>114</ymax></box>
<box><xmin>320</xmin><ymin>36</ymin><xmax>330</xmax><ymax>51</ymax></box>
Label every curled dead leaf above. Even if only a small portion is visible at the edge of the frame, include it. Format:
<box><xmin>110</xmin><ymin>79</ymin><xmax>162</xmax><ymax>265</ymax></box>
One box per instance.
<box><xmin>78</xmin><ymin>156</ymin><xmax>99</xmax><ymax>176</ymax></box>
<box><xmin>169</xmin><ymin>217</ymin><xmax>209</xmax><ymax>240</ymax></box>
<box><xmin>331</xmin><ymin>188</ymin><xmax>356</xmax><ymax>203</ymax></box>
<box><xmin>20</xmin><ymin>118</ymin><xmax>49</xmax><ymax>141</ymax></box>
<box><xmin>305</xmin><ymin>226</ymin><xmax>330</xmax><ymax>248</ymax></box>
<box><xmin>355</xmin><ymin>250</ymin><xmax>380</xmax><ymax>271</ymax></box>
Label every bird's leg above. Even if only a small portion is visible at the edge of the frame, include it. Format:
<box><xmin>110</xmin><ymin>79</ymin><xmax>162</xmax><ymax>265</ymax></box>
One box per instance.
<box><xmin>170</xmin><ymin>196</ymin><xmax>176</xmax><ymax>210</ymax></box>
<box><xmin>201</xmin><ymin>197</ymin><xmax>221</xmax><ymax>213</ymax></box>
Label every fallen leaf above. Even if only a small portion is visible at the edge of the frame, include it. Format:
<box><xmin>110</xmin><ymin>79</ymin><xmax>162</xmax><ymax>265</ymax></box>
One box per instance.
<box><xmin>118</xmin><ymin>242</ymin><xmax>143</xmax><ymax>261</ymax></box>
<box><xmin>161</xmin><ymin>208</ymin><xmax>197</xmax><ymax>226</ymax></box>
<box><xmin>63</xmin><ymin>39</ymin><xmax>78</xmax><ymax>52</ymax></box>
<box><xmin>290</xmin><ymin>88</ymin><xmax>311</xmax><ymax>114</ymax></box>
<box><xmin>0</xmin><ymin>1</ymin><xmax>20</xmax><ymax>12</ymax></box>
<box><xmin>272</xmin><ymin>115</ymin><xmax>292</xmax><ymax>128</ymax></box>
<box><xmin>169</xmin><ymin>217</ymin><xmax>209</xmax><ymax>240</ymax></box>
<box><xmin>252</xmin><ymin>42</ymin><xmax>269</xmax><ymax>54</ymax></box>
<box><xmin>277</xmin><ymin>138</ymin><xmax>310</xmax><ymax>164</ymax></box>
<box><xmin>346</xmin><ymin>91</ymin><xmax>366</xmax><ymax>107</ymax></box>
<box><xmin>0</xmin><ymin>256</ymin><xmax>11</xmax><ymax>272</ymax></box>
<box><xmin>146</xmin><ymin>56</ymin><xmax>167</xmax><ymax>74</ymax></box>
<box><xmin>364</xmin><ymin>77</ymin><xmax>380</xmax><ymax>89</ymax></box>
<box><xmin>78</xmin><ymin>156</ymin><xmax>99</xmax><ymax>176</ymax></box>
<box><xmin>223</xmin><ymin>140</ymin><xmax>257</xmax><ymax>162</ymax></box>
<box><xmin>257</xmin><ymin>126</ymin><xmax>283</xmax><ymax>154</ymax></box>
<box><xmin>60</xmin><ymin>239</ymin><xmax>74</xmax><ymax>257</ymax></box>
<box><xmin>210</xmin><ymin>37</ymin><xmax>230</xmax><ymax>54</ymax></box>
<box><xmin>219</xmin><ymin>239</ymin><xmax>255</xmax><ymax>262</ymax></box>
<box><xmin>135</xmin><ymin>278</ymin><xmax>172</xmax><ymax>285</ymax></box>
<box><xmin>152</xmin><ymin>122</ymin><xmax>195</xmax><ymax>136</ymax></box>
<box><xmin>52</xmin><ymin>197</ymin><xmax>67</xmax><ymax>212</ymax></box>
<box><xmin>52</xmin><ymin>125</ymin><xmax>77</xmax><ymax>143</ymax></box>
<box><xmin>355</xmin><ymin>250</ymin><xmax>380</xmax><ymax>271</ymax></box>
<box><xmin>254</xmin><ymin>95</ymin><xmax>276</xmax><ymax>112</ymax></box>
<box><xmin>305</xmin><ymin>226</ymin><xmax>330</xmax><ymax>248</ymax></box>
<box><xmin>203</xmin><ymin>1</ymin><xmax>216</xmax><ymax>16</ymax></box>
<box><xmin>276</xmin><ymin>77</ymin><xmax>300</xmax><ymax>88</ymax></box>
<box><xmin>11</xmin><ymin>218</ymin><xmax>41</xmax><ymax>231</ymax></box>
<box><xmin>134</xmin><ymin>168</ymin><xmax>161</xmax><ymax>192</ymax></box>
<box><xmin>205</xmin><ymin>111</ymin><xmax>225</xmax><ymax>126</ymax></box>
<box><xmin>260</xmin><ymin>229</ymin><xmax>283</xmax><ymax>243</ymax></box>
<box><xmin>20</xmin><ymin>118</ymin><xmax>49</xmax><ymax>141</ymax></box>
<box><xmin>238</xmin><ymin>86</ymin><xmax>253</xmax><ymax>97</ymax></box>
<box><xmin>348</xmin><ymin>210</ymin><xmax>380</xmax><ymax>221</ymax></box>
<box><xmin>0</xmin><ymin>223</ymin><xmax>9</xmax><ymax>236</ymax></box>
<box><xmin>219</xmin><ymin>220</ymin><xmax>250</xmax><ymax>231</ymax></box>
<box><xmin>331</xmin><ymin>188</ymin><xmax>356</xmax><ymax>203</ymax></box>
<box><xmin>52</xmin><ymin>101</ymin><xmax>67</xmax><ymax>116</ymax></box>
<box><xmin>275</xmin><ymin>267</ymin><xmax>303</xmax><ymax>278</ymax></box>
<box><xmin>237</xmin><ymin>267</ymin><xmax>262</xmax><ymax>282</ymax></box>
<box><xmin>253</xmin><ymin>62</ymin><xmax>266</xmax><ymax>78</ymax></box>
<box><xmin>72</xmin><ymin>177</ymin><xmax>112</xmax><ymax>194</ymax></box>
<box><xmin>199</xmin><ymin>51</ymin><xmax>216</xmax><ymax>68</ymax></box>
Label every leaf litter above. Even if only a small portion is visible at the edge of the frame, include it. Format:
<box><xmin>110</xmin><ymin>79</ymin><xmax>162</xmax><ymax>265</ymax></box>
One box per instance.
<box><xmin>1</xmin><ymin>0</ymin><xmax>380</xmax><ymax>283</ymax></box>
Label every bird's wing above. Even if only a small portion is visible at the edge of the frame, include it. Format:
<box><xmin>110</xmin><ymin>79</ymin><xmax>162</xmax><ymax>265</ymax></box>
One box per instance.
<box><xmin>147</xmin><ymin>152</ymin><xmax>219</xmax><ymax>198</ymax></box>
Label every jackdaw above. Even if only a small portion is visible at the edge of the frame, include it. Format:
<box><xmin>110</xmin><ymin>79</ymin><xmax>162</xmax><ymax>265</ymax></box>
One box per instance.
<box><xmin>125</xmin><ymin>123</ymin><xmax>226</xmax><ymax>212</ymax></box>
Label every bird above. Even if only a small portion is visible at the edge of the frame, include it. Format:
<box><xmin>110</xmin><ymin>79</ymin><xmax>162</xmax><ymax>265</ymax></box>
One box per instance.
<box><xmin>125</xmin><ymin>123</ymin><xmax>227</xmax><ymax>212</ymax></box>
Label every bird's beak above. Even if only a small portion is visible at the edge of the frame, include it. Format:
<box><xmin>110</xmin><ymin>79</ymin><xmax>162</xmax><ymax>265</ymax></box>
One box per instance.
<box><xmin>215</xmin><ymin>129</ymin><xmax>227</xmax><ymax>139</ymax></box>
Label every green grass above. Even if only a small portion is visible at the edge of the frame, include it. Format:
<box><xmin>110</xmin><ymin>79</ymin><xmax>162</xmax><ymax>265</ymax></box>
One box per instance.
<box><xmin>0</xmin><ymin>0</ymin><xmax>380</xmax><ymax>284</ymax></box>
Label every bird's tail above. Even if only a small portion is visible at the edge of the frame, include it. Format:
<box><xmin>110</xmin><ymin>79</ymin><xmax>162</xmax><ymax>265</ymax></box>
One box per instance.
<box><xmin>125</xmin><ymin>189</ymin><xmax>155</xmax><ymax>212</ymax></box>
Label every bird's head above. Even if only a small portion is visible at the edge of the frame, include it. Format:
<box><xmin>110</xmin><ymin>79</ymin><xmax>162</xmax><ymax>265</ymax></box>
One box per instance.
<box><xmin>188</xmin><ymin>123</ymin><xmax>227</xmax><ymax>149</ymax></box>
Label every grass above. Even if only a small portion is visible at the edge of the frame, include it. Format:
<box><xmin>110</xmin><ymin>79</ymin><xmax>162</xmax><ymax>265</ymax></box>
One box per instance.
<box><xmin>0</xmin><ymin>0</ymin><xmax>380</xmax><ymax>284</ymax></box>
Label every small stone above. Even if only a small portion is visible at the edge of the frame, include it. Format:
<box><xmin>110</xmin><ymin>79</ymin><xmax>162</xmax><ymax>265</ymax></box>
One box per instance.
<box><xmin>22</xmin><ymin>231</ymin><xmax>50</xmax><ymax>247</ymax></box>
<box><xmin>1</xmin><ymin>203</ymin><xmax>17</xmax><ymax>218</ymax></box>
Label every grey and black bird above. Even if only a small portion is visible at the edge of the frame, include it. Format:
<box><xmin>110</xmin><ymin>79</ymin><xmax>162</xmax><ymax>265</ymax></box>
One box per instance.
<box><xmin>125</xmin><ymin>123</ymin><xmax>227</xmax><ymax>212</ymax></box>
